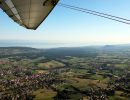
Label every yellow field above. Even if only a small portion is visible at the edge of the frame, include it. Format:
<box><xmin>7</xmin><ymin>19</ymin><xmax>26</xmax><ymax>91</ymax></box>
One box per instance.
<box><xmin>38</xmin><ymin>60</ymin><xmax>65</xmax><ymax>69</ymax></box>
<box><xmin>33</xmin><ymin>88</ymin><xmax>57</xmax><ymax>100</ymax></box>
<box><xmin>67</xmin><ymin>77</ymin><xmax>107</xmax><ymax>89</ymax></box>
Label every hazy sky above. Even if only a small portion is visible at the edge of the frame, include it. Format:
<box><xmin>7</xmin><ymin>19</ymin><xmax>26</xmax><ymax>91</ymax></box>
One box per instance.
<box><xmin>0</xmin><ymin>0</ymin><xmax>130</xmax><ymax>45</ymax></box>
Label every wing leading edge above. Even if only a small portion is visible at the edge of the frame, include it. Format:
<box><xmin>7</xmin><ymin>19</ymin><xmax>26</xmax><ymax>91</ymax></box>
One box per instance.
<box><xmin>0</xmin><ymin>0</ymin><xmax>59</xmax><ymax>30</ymax></box>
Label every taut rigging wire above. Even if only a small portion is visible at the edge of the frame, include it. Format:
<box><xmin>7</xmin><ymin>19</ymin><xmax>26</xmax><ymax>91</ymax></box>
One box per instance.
<box><xmin>58</xmin><ymin>3</ymin><xmax>130</xmax><ymax>25</ymax></box>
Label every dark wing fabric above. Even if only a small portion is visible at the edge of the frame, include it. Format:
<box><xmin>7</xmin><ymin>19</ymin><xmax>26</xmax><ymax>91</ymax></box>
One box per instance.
<box><xmin>0</xmin><ymin>0</ymin><xmax>59</xmax><ymax>30</ymax></box>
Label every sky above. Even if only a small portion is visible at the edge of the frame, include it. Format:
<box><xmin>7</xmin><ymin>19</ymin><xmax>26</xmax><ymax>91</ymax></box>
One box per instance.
<box><xmin>0</xmin><ymin>0</ymin><xmax>130</xmax><ymax>46</ymax></box>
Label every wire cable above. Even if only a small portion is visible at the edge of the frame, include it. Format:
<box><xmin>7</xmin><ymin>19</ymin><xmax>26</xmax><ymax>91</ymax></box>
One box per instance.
<box><xmin>58</xmin><ymin>3</ymin><xmax>130</xmax><ymax>25</ymax></box>
<box><xmin>59</xmin><ymin>3</ymin><xmax>130</xmax><ymax>22</ymax></box>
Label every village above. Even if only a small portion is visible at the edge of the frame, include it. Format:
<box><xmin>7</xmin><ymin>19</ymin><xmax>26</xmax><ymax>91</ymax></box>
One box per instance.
<box><xmin>0</xmin><ymin>46</ymin><xmax>130</xmax><ymax>100</ymax></box>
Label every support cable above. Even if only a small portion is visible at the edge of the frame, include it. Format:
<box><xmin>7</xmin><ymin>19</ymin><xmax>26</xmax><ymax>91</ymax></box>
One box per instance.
<box><xmin>58</xmin><ymin>3</ymin><xmax>130</xmax><ymax>25</ymax></box>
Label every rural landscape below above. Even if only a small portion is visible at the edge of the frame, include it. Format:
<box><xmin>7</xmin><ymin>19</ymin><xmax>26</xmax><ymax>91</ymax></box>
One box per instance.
<box><xmin>0</xmin><ymin>0</ymin><xmax>130</xmax><ymax>99</ymax></box>
<box><xmin>0</xmin><ymin>44</ymin><xmax>130</xmax><ymax>100</ymax></box>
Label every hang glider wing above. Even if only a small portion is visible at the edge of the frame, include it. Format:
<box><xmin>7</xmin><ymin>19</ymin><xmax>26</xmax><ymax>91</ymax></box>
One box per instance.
<box><xmin>0</xmin><ymin>0</ymin><xmax>59</xmax><ymax>30</ymax></box>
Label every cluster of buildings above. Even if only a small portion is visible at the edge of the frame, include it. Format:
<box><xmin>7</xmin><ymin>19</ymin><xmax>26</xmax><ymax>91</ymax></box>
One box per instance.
<box><xmin>0</xmin><ymin>66</ymin><xmax>67</xmax><ymax>100</ymax></box>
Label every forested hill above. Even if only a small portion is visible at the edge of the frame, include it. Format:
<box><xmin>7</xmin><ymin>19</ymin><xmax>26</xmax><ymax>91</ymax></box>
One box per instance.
<box><xmin>0</xmin><ymin>45</ymin><xmax>130</xmax><ymax>58</ymax></box>
<box><xmin>0</xmin><ymin>47</ymin><xmax>39</xmax><ymax>55</ymax></box>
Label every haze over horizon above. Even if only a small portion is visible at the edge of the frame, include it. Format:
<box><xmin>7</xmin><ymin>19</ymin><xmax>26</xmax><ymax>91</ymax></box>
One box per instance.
<box><xmin>0</xmin><ymin>0</ymin><xmax>130</xmax><ymax>45</ymax></box>
<box><xmin>0</xmin><ymin>40</ymin><xmax>130</xmax><ymax>49</ymax></box>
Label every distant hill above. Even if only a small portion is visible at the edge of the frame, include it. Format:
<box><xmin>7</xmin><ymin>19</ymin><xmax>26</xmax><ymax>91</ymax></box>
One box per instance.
<box><xmin>43</xmin><ymin>44</ymin><xmax>130</xmax><ymax>58</ymax></box>
<box><xmin>0</xmin><ymin>47</ymin><xmax>39</xmax><ymax>55</ymax></box>
<box><xmin>0</xmin><ymin>44</ymin><xmax>130</xmax><ymax>58</ymax></box>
